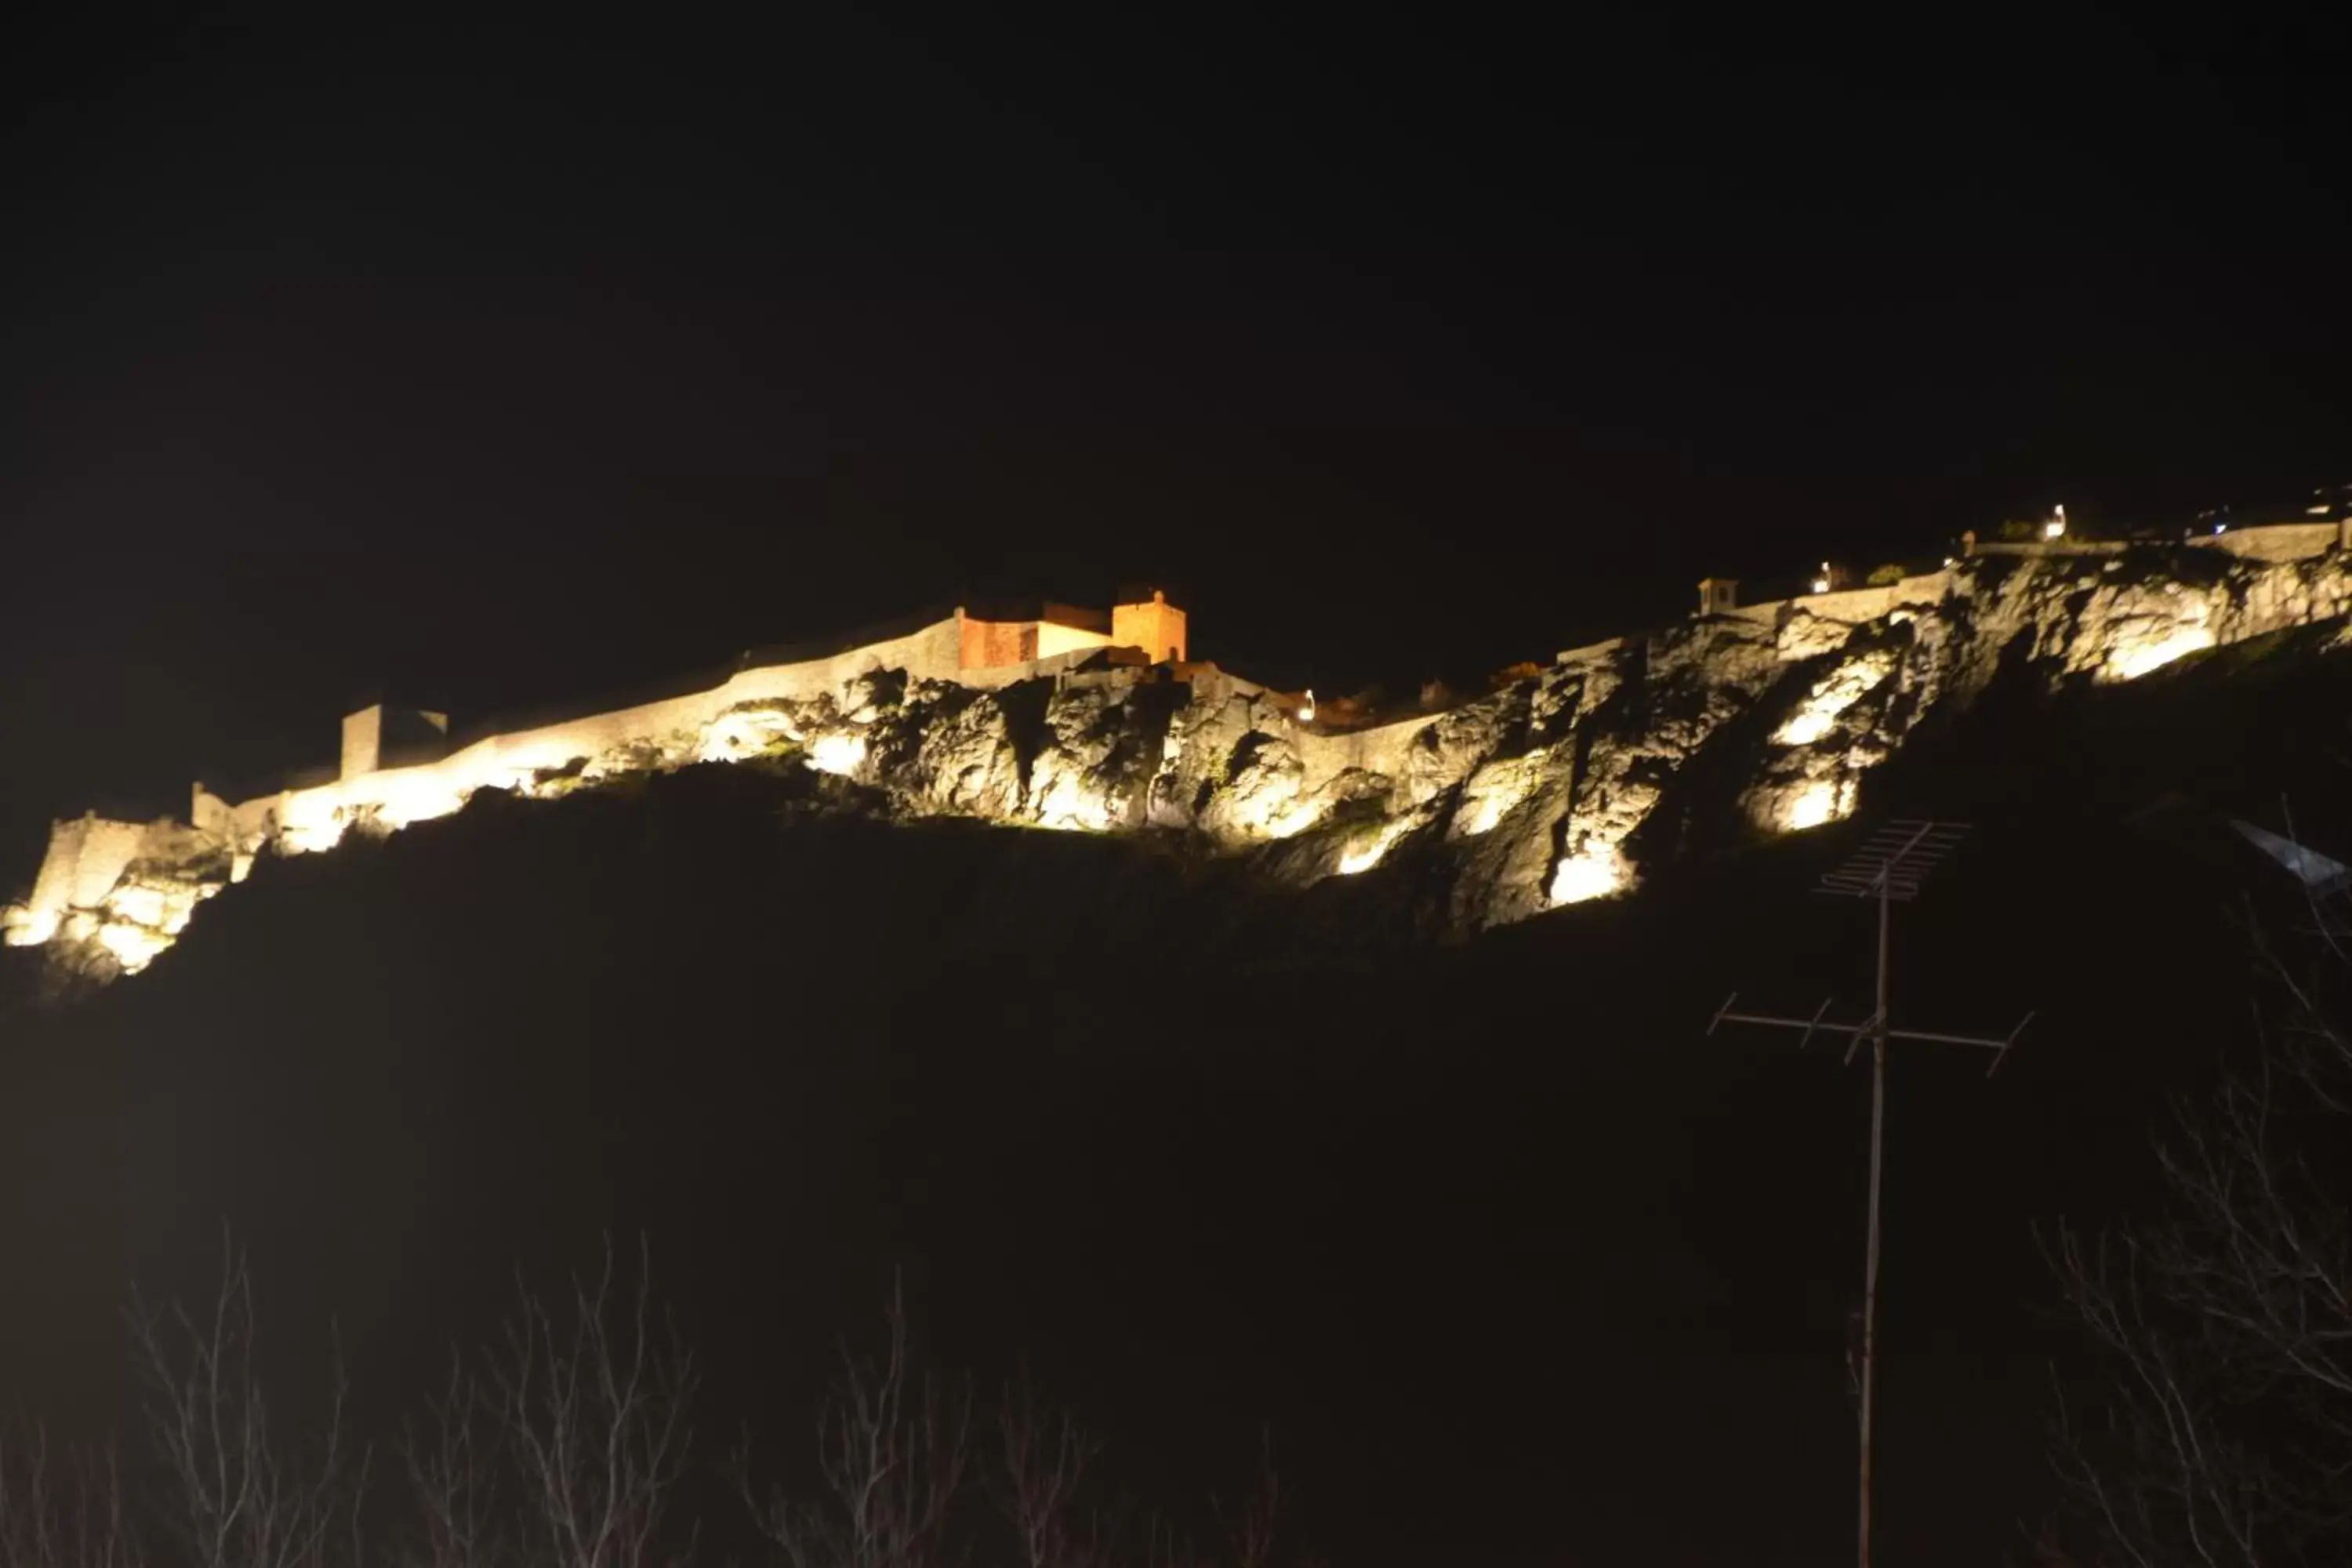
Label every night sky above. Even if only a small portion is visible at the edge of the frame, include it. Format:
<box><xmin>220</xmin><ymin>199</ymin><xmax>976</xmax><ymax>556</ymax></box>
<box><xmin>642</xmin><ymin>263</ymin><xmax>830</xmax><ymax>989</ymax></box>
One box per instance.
<box><xmin>4</xmin><ymin>12</ymin><xmax>2349</xmax><ymax>855</ymax></box>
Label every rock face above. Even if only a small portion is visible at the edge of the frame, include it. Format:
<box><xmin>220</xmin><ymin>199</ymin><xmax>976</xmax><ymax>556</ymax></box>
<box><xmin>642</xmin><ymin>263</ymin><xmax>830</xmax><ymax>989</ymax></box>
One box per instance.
<box><xmin>13</xmin><ymin>543</ymin><xmax>2352</xmax><ymax>982</ymax></box>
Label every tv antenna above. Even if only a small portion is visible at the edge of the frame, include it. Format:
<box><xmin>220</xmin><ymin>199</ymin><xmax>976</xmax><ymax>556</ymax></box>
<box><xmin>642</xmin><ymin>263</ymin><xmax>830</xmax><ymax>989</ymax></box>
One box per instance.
<box><xmin>1706</xmin><ymin>819</ymin><xmax>2031</xmax><ymax>1568</ymax></box>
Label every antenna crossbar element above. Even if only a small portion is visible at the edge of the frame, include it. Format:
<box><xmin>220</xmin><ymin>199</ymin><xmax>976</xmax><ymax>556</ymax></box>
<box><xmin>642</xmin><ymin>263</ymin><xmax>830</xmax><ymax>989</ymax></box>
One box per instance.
<box><xmin>1711</xmin><ymin>996</ymin><xmax>2034</xmax><ymax>1077</ymax></box>
<box><xmin>1818</xmin><ymin>819</ymin><xmax>1971</xmax><ymax>902</ymax></box>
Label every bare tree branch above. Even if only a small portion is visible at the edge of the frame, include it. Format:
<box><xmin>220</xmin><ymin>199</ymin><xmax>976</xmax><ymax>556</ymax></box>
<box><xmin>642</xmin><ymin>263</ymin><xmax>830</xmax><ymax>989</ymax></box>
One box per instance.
<box><xmin>2049</xmin><ymin>870</ymin><xmax>2352</xmax><ymax>1566</ymax></box>
<box><xmin>488</xmin><ymin>1236</ymin><xmax>696</xmax><ymax>1568</ymax></box>
<box><xmin>739</xmin><ymin>1278</ymin><xmax>971</xmax><ymax>1568</ymax></box>
<box><xmin>129</xmin><ymin>1232</ymin><xmax>367</xmax><ymax>1568</ymax></box>
<box><xmin>0</xmin><ymin>1424</ymin><xmax>143</xmax><ymax>1568</ymax></box>
<box><xmin>401</xmin><ymin>1354</ymin><xmax>505</xmax><ymax>1568</ymax></box>
<box><xmin>994</xmin><ymin>1366</ymin><xmax>1101</xmax><ymax>1568</ymax></box>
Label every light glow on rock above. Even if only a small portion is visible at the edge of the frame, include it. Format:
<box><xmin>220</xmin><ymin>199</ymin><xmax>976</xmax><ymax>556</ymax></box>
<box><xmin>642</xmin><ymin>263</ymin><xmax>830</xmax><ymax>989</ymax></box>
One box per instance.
<box><xmin>1029</xmin><ymin>775</ymin><xmax>1120</xmax><ymax>833</ymax></box>
<box><xmin>1774</xmin><ymin>705</ymin><xmax>1839</xmax><ymax>747</ymax></box>
<box><xmin>2107</xmin><ymin>625</ymin><xmax>2216</xmax><ymax>682</ymax></box>
<box><xmin>275</xmin><ymin>799</ymin><xmax>350</xmax><ymax>856</ymax></box>
<box><xmin>1454</xmin><ymin>759</ymin><xmax>1540</xmax><ymax>838</ymax></box>
<box><xmin>1</xmin><ymin>904</ymin><xmax>56</xmax><ymax>947</ymax></box>
<box><xmin>370</xmin><ymin>772</ymin><xmax>474</xmax><ymax>832</ymax></box>
<box><xmin>1785</xmin><ymin>779</ymin><xmax>1846</xmax><ymax>831</ymax></box>
<box><xmin>1548</xmin><ymin>847</ymin><xmax>1626</xmax><ymax>906</ymax></box>
<box><xmin>1771</xmin><ymin>652</ymin><xmax>1896</xmax><ymax>747</ymax></box>
<box><xmin>807</xmin><ymin>733</ymin><xmax>868</xmax><ymax>777</ymax></box>
<box><xmin>95</xmin><ymin>921</ymin><xmax>171</xmax><ymax>974</ymax></box>
<box><xmin>1336</xmin><ymin>819</ymin><xmax>1410</xmax><ymax>876</ymax></box>
<box><xmin>1262</xmin><ymin>796</ymin><xmax>1327</xmax><ymax>840</ymax></box>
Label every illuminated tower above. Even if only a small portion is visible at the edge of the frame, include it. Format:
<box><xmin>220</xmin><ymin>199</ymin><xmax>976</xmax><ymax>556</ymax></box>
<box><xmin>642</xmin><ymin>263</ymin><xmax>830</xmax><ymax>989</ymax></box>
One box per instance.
<box><xmin>1111</xmin><ymin>589</ymin><xmax>1187</xmax><ymax>665</ymax></box>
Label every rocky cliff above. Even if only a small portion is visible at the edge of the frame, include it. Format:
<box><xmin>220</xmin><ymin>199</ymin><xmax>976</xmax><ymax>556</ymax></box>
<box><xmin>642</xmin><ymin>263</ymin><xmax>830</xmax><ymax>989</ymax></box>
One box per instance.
<box><xmin>12</xmin><ymin>540</ymin><xmax>2352</xmax><ymax>981</ymax></box>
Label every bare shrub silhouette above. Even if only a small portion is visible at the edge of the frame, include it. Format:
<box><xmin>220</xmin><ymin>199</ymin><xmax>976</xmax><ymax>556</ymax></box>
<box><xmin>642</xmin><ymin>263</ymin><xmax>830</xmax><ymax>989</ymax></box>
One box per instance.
<box><xmin>488</xmin><ymin>1240</ymin><xmax>698</xmax><ymax>1568</ymax></box>
<box><xmin>738</xmin><ymin>1282</ymin><xmax>971</xmax><ymax>1568</ymax></box>
<box><xmin>0</xmin><ymin>1426</ymin><xmax>141</xmax><ymax>1568</ymax></box>
<box><xmin>2048</xmin><ymin>880</ymin><xmax>2352</xmax><ymax>1566</ymax></box>
<box><xmin>5</xmin><ymin>1242</ymin><xmax>1317</xmax><ymax>1568</ymax></box>
<box><xmin>129</xmin><ymin>1237</ymin><xmax>366</xmax><ymax>1568</ymax></box>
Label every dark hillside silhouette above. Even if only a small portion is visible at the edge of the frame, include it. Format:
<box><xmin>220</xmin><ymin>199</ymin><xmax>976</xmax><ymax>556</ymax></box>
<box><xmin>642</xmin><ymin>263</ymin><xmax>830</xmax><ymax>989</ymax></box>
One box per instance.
<box><xmin>5</xmin><ymin>646</ymin><xmax>2352</xmax><ymax>1565</ymax></box>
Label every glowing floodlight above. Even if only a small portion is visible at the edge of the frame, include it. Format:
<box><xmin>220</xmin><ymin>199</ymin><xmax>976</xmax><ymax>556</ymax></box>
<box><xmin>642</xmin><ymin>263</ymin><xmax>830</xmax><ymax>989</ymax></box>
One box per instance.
<box><xmin>1337</xmin><ymin>818</ymin><xmax>1410</xmax><ymax>876</ymax></box>
<box><xmin>1775</xmin><ymin>708</ymin><xmax>1839</xmax><ymax>749</ymax></box>
<box><xmin>808</xmin><ymin>732</ymin><xmax>868</xmax><ymax>777</ymax></box>
<box><xmin>1772</xmin><ymin>652</ymin><xmax>1895</xmax><ymax>749</ymax></box>
<box><xmin>1298</xmin><ymin>688</ymin><xmax>1316</xmax><ymax>723</ymax></box>
<box><xmin>1548</xmin><ymin>846</ymin><xmax>1625</xmax><ymax>906</ymax></box>
<box><xmin>2106</xmin><ymin>624</ymin><xmax>2215</xmax><ymax>682</ymax></box>
<box><xmin>1454</xmin><ymin>759</ymin><xmax>1540</xmax><ymax>838</ymax></box>
<box><xmin>0</xmin><ymin>904</ymin><xmax>57</xmax><ymax>947</ymax></box>
<box><xmin>1786</xmin><ymin>779</ymin><xmax>1845</xmax><ymax>831</ymax></box>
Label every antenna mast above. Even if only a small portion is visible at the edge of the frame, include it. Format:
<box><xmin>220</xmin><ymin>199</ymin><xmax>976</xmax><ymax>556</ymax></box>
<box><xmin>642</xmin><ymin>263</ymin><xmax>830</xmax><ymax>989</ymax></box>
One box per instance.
<box><xmin>1706</xmin><ymin>820</ymin><xmax>2031</xmax><ymax>1568</ymax></box>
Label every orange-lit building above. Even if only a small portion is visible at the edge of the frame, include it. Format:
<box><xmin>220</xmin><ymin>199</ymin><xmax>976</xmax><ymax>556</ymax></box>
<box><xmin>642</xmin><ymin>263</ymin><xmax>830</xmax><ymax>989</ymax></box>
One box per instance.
<box><xmin>957</xmin><ymin>590</ymin><xmax>1188</xmax><ymax>671</ymax></box>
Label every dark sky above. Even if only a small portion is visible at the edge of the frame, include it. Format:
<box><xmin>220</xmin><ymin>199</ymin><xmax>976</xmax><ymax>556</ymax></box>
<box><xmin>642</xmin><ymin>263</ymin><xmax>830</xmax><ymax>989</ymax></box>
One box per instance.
<box><xmin>3</xmin><ymin>9</ymin><xmax>2348</xmax><ymax>854</ymax></box>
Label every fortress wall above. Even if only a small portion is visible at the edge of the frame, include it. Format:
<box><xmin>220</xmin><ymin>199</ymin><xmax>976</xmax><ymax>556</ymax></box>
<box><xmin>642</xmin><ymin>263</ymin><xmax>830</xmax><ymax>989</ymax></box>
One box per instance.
<box><xmin>258</xmin><ymin>618</ymin><xmax>976</xmax><ymax>854</ymax></box>
<box><xmin>273</xmin><ymin>687</ymin><xmax>720</xmax><ymax>851</ymax></box>
<box><xmin>1966</xmin><ymin>524</ymin><xmax>2343</xmax><ymax>568</ymax></box>
<box><xmin>2204</xmin><ymin>521</ymin><xmax>2343</xmax><ymax>564</ymax></box>
<box><xmin>9</xmin><ymin>614</ymin><xmax>981</xmax><ymax>957</ymax></box>
<box><xmin>1787</xmin><ymin>572</ymin><xmax>1951</xmax><ymax>627</ymax></box>
<box><xmin>960</xmin><ymin>619</ymin><xmax>1033</xmax><ymax>670</ymax></box>
<box><xmin>1035</xmin><ymin>622</ymin><xmax>1113</xmax><ymax>661</ymax></box>
<box><xmin>962</xmin><ymin>646</ymin><xmax>1109</xmax><ymax>691</ymax></box>
<box><xmin>1965</xmin><ymin>539</ymin><xmax>2129</xmax><ymax>559</ymax></box>
<box><xmin>191</xmin><ymin>786</ymin><xmax>237</xmax><ymax>837</ymax></box>
<box><xmin>60</xmin><ymin>818</ymin><xmax>154</xmax><ymax>909</ymax></box>
<box><xmin>1557</xmin><ymin>636</ymin><xmax>1629</xmax><ymax>666</ymax></box>
<box><xmin>5</xmin><ymin>815</ymin><xmax>158</xmax><ymax>946</ymax></box>
<box><xmin>728</xmin><ymin>616</ymin><xmax>965</xmax><ymax>705</ymax></box>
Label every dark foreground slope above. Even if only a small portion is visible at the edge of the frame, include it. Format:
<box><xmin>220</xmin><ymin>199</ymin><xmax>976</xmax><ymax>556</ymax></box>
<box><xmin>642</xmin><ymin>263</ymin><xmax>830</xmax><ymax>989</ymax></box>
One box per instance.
<box><xmin>5</xmin><ymin>638</ymin><xmax>2350</xmax><ymax>1567</ymax></box>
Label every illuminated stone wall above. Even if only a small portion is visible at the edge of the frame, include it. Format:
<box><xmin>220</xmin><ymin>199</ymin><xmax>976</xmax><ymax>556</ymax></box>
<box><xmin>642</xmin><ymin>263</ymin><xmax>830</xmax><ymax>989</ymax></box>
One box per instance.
<box><xmin>340</xmin><ymin>706</ymin><xmax>451</xmax><ymax>780</ymax></box>
<box><xmin>962</xmin><ymin>618</ymin><xmax>1036</xmax><ymax>668</ymax></box>
<box><xmin>17</xmin><ymin>537</ymin><xmax>2352</xmax><ymax>982</ymax></box>
<box><xmin>2208</xmin><ymin>521</ymin><xmax>2346</xmax><ymax>565</ymax></box>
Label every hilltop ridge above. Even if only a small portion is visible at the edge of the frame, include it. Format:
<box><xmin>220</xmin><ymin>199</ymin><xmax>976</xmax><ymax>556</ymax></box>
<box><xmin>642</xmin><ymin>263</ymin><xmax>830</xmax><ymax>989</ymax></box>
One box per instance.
<box><xmin>10</xmin><ymin>526</ymin><xmax>2352</xmax><ymax>982</ymax></box>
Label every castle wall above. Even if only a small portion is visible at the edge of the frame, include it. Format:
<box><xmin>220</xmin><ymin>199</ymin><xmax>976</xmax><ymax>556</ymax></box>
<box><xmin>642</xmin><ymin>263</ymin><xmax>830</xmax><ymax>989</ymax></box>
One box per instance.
<box><xmin>2</xmin><ymin>612</ymin><xmax>1104</xmax><ymax>966</ymax></box>
<box><xmin>1033</xmin><ymin>622</ymin><xmax>1113</xmax><ymax>661</ymax></box>
<box><xmin>1787</xmin><ymin>572</ymin><xmax>1951</xmax><ymax>627</ymax></box>
<box><xmin>341</xmin><ymin>708</ymin><xmax>380</xmax><ymax>780</ymax></box>
<box><xmin>962</xmin><ymin>619</ymin><xmax>1035</xmax><ymax>669</ymax></box>
<box><xmin>260</xmin><ymin>617</ymin><xmax>978</xmax><ymax>854</ymax></box>
<box><xmin>1965</xmin><ymin>521</ymin><xmax>2347</xmax><ymax>566</ymax></box>
<box><xmin>5</xmin><ymin>814</ymin><xmax>173</xmax><ymax>948</ymax></box>
<box><xmin>340</xmin><ymin>706</ymin><xmax>451</xmax><ymax>779</ymax></box>
<box><xmin>1566</xmin><ymin>572</ymin><xmax>1952</xmax><ymax>662</ymax></box>
<box><xmin>960</xmin><ymin>613</ymin><xmax>1116</xmax><ymax>670</ymax></box>
<box><xmin>2205</xmin><ymin>521</ymin><xmax>2344</xmax><ymax>564</ymax></box>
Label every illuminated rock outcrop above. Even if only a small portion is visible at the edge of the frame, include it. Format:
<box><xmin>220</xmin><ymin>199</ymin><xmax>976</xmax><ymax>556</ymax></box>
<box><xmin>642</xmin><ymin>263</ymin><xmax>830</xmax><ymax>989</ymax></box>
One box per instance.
<box><xmin>13</xmin><ymin>535</ymin><xmax>2352</xmax><ymax>981</ymax></box>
